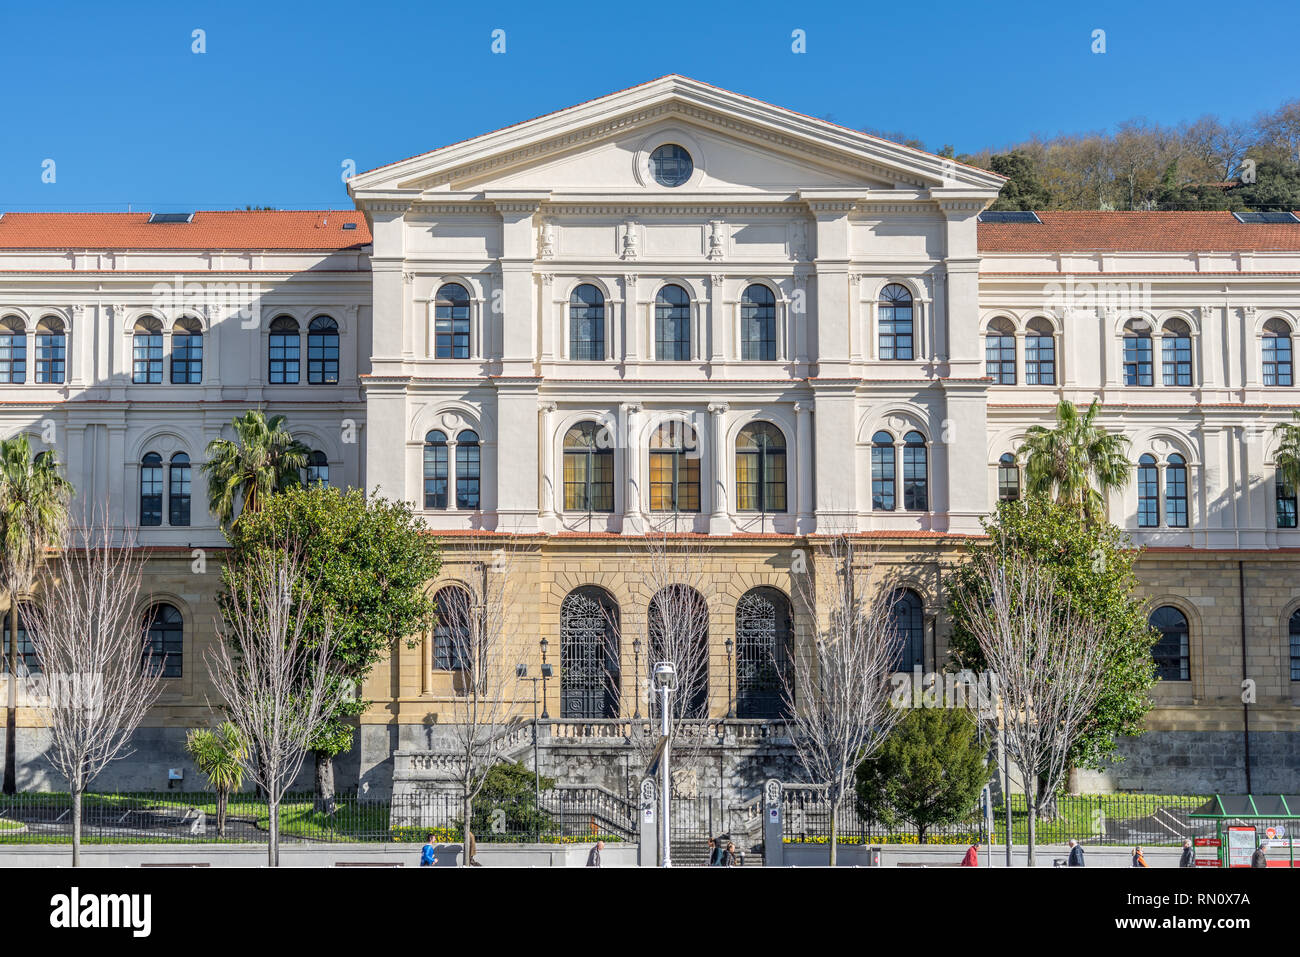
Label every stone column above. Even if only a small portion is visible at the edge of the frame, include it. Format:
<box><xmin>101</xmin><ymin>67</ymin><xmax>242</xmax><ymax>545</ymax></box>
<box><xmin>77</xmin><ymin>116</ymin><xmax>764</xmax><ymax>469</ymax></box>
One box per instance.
<box><xmin>708</xmin><ymin>402</ymin><xmax>730</xmax><ymax>534</ymax></box>
<box><xmin>621</xmin><ymin>402</ymin><xmax>643</xmax><ymax>533</ymax></box>
<box><xmin>794</xmin><ymin>402</ymin><xmax>814</xmax><ymax>532</ymax></box>
<box><xmin>539</xmin><ymin>401</ymin><xmax>557</xmax><ymax>523</ymax></box>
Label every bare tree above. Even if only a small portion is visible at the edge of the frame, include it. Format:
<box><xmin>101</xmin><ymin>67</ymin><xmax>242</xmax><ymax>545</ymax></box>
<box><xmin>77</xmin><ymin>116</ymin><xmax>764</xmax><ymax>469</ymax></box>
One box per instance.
<box><xmin>953</xmin><ymin>550</ymin><xmax>1110</xmax><ymax>867</ymax></box>
<box><xmin>206</xmin><ymin>539</ymin><xmax>346</xmax><ymax>867</ymax></box>
<box><xmin>433</xmin><ymin>535</ymin><xmax>528</xmax><ymax>864</ymax></box>
<box><xmin>24</xmin><ymin>516</ymin><xmax>163</xmax><ymax>866</ymax></box>
<box><xmin>783</xmin><ymin>534</ymin><xmax>903</xmax><ymax>866</ymax></box>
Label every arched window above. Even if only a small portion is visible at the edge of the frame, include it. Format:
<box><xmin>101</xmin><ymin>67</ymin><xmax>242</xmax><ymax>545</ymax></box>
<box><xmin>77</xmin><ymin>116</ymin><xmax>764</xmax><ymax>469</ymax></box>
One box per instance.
<box><xmin>133</xmin><ymin>317</ymin><xmax>163</xmax><ymax>384</ymax></box>
<box><xmin>168</xmin><ymin>453</ymin><xmax>191</xmax><ymax>526</ymax></box>
<box><xmin>735</xmin><ymin>587</ymin><xmax>792</xmax><ymax>718</ymax></box>
<box><xmin>143</xmin><ymin>603</ymin><xmax>183</xmax><ymax>677</ymax></box>
<box><xmin>1150</xmin><ymin>605</ymin><xmax>1189</xmax><ymax>681</ymax></box>
<box><xmin>0</xmin><ymin>317</ymin><xmax>26</xmax><ymax>385</ymax></box>
<box><xmin>562</xmin><ymin>422</ymin><xmax>614</xmax><ymax>512</ymax></box>
<box><xmin>1263</xmin><ymin>318</ymin><xmax>1293</xmax><ymax>387</ymax></box>
<box><xmin>648</xmin><ymin>585</ymin><xmax>708</xmax><ymax>718</ymax></box>
<box><xmin>1278</xmin><ymin>469</ymin><xmax>1298</xmax><ymax>529</ymax></box>
<box><xmin>3</xmin><ymin>604</ymin><xmax>37</xmax><ymax>676</ymax></box>
<box><xmin>740</xmin><ymin>284</ymin><xmax>776</xmax><ymax>361</ymax></box>
<box><xmin>998</xmin><ymin>453</ymin><xmax>1020</xmax><ymax>501</ymax></box>
<box><xmin>1025</xmin><ymin>317</ymin><xmax>1056</xmax><ymax>385</ymax></box>
<box><xmin>649</xmin><ymin>421</ymin><xmax>700</xmax><ymax>513</ymax></box>
<box><xmin>140</xmin><ymin>452</ymin><xmax>163</xmax><ymax>526</ymax></box>
<box><xmin>569</xmin><ymin>284</ymin><xmax>605</xmax><ymax>361</ymax></box>
<box><xmin>655</xmin><ymin>284</ymin><xmax>691</xmax><ymax>361</ymax></box>
<box><xmin>169</xmin><ymin>317</ymin><xmax>203</xmax><ymax>384</ymax></box>
<box><xmin>871</xmin><ymin>431</ymin><xmax>895</xmax><ymax>511</ymax></box>
<box><xmin>1161</xmin><ymin>318</ymin><xmax>1193</xmax><ymax>387</ymax></box>
<box><xmin>1165</xmin><ymin>453</ymin><xmax>1188</xmax><ymax>528</ymax></box>
<box><xmin>1137</xmin><ymin>454</ymin><xmax>1159</xmax><ymax>527</ymax></box>
<box><xmin>889</xmin><ymin>589</ymin><xmax>924</xmax><ymax>672</ymax></box>
<box><xmin>985</xmin><ymin>318</ymin><xmax>1016</xmax><ymax>384</ymax></box>
<box><xmin>308</xmin><ymin>316</ymin><xmax>339</xmax><ymax>384</ymax></box>
<box><xmin>268</xmin><ymin>316</ymin><xmax>300</xmax><ymax>384</ymax></box>
<box><xmin>423</xmin><ymin>430</ymin><xmax>448</xmax><ymax>510</ymax></box>
<box><xmin>455</xmin><ymin>430</ymin><xmax>480</xmax><ymax>510</ymax></box>
<box><xmin>35</xmin><ymin>317</ymin><xmax>65</xmax><ymax>384</ymax></box>
<box><xmin>559</xmin><ymin>586</ymin><xmax>620</xmax><ymax>719</ymax></box>
<box><xmin>431</xmin><ymin>586</ymin><xmax>470</xmax><ymax>671</ymax></box>
<box><xmin>434</xmin><ymin>284</ymin><xmax>471</xmax><ymax>360</ymax></box>
<box><xmin>1289</xmin><ymin>609</ymin><xmax>1300</xmax><ymax>681</ymax></box>
<box><xmin>735</xmin><ymin>422</ymin><xmax>787</xmax><ymax>513</ymax></box>
<box><xmin>878</xmin><ymin>284</ymin><xmax>914</xmax><ymax>361</ymax></box>
<box><xmin>305</xmin><ymin>450</ymin><xmax>328</xmax><ymax>487</ymax></box>
<box><xmin>902</xmin><ymin>431</ymin><xmax>928</xmax><ymax>511</ymax></box>
<box><xmin>1123</xmin><ymin>319</ymin><xmax>1154</xmax><ymax>387</ymax></box>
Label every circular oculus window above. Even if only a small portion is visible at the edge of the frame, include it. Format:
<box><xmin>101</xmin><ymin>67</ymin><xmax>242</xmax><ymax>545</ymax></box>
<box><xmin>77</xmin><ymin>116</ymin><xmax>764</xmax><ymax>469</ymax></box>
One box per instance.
<box><xmin>649</xmin><ymin>144</ymin><xmax>693</xmax><ymax>187</ymax></box>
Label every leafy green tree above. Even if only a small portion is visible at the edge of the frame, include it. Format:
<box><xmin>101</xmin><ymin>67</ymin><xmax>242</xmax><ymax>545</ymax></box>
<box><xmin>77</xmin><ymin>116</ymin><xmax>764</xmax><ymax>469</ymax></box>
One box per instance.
<box><xmin>223</xmin><ymin>484</ymin><xmax>441</xmax><ymax>812</ymax></box>
<box><xmin>1233</xmin><ymin>157</ymin><xmax>1300</xmax><ymax>211</ymax></box>
<box><xmin>0</xmin><ymin>437</ymin><xmax>72</xmax><ymax>794</ymax></box>
<box><xmin>466</xmin><ymin>761</ymin><xmax>556</xmax><ymax>844</ymax></box>
<box><xmin>1019</xmin><ymin>400</ymin><xmax>1132</xmax><ymax>522</ymax></box>
<box><xmin>854</xmin><ymin>707</ymin><xmax>991</xmax><ymax>843</ymax></box>
<box><xmin>987</xmin><ymin>151</ymin><xmax>1052</xmax><ymax>211</ymax></box>
<box><xmin>186</xmin><ymin>722</ymin><xmax>247</xmax><ymax>837</ymax></box>
<box><xmin>202</xmin><ymin>411</ymin><xmax>310</xmax><ymax>528</ymax></box>
<box><xmin>947</xmin><ymin>496</ymin><xmax>1158</xmax><ymax>777</ymax></box>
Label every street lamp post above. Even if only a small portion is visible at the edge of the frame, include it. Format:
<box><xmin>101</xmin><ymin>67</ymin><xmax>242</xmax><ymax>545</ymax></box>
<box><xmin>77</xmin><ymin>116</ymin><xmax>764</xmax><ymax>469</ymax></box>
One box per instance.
<box><xmin>632</xmin><ymin>638</ymin><xmax>642</xmax><ymax>719</ymax></box>
<box><xmin>516</xmin><ymin>663</ymin><xmax>541</xmax><ymax>840</ymax></box>
<box><xmin>539</xmin><ymin>638</ymin><xmax>550</xmax><ymax>719</ymax></box>
<box><xmin>724</xmin><ymin>638</ymin><xmax>734</xmax><ymax>719</ymax></box>
<box><xmin>654</xmin><ymin>660</ymin><xmax>677</xmax><ymax>867</ymax></box>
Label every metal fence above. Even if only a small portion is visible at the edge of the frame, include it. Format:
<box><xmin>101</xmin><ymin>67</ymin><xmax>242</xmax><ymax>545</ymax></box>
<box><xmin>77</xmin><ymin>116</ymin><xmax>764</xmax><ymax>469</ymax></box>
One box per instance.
<box><xmin>781</xmin><ymin>789</ymin><xmax>1214</xmax><ymax>846</ymax></box>
<box><xmin>0</xmin><ymin>787</ymin><xmax>636</xmax><ymax>845</ymax></box>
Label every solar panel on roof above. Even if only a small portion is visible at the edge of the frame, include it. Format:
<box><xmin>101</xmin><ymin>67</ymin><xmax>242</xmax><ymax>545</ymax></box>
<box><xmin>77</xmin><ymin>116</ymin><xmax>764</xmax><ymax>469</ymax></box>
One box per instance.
<box><xmin>342</xmin><ymin>222</ymin><xmax>358</xmax><ymax>230</ymax></box>
<box><xmin>147</xmin><ymin>212</ymin><xmax>195</xmax><ymax>224</ymax></box>
<box><xmin>1232</xmin><ymin>211</ymin><xmax>1299</xmax><ymax>224</ymax></box>
<box><xmin>978</xmin><ymin>210</ymin><xmax>1042</xmax><ymax>224</ymax></box>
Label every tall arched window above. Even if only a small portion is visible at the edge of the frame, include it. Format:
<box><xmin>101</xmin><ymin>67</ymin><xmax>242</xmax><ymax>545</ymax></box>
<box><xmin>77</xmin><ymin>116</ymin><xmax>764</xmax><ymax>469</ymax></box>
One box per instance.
<box><xmin>1161</xmin><ymin>318</ymin><xmax>1193</xmax><ymax>386</ymax></box>
<box><xmin>140</xmin><ymin>452</ymin><xmax>163</xmax><ymax>526</ymax></box>
<box><xmin>432</xmin><ymin>586</ymin><xmax>470</xmax><ymax>671</ymax></box>
<box><xmin>1278</xmin><ymin>470</ymin><xmax>1298</xmax><ymax>529</ymax></box>
<box><xmin>133</xmin><ymin>317</ymin><xmax>163</xmax><ymax>384</ymax></box>
<box><xmin>902</xmin><ymin>431</ymin><xmax>928</xmax><ymax>511</ymax></box>
<box><xmin>878</xmin><ymin>284</ymin><xmax>914</xmax><ymax>360</ymax></box>
<box><xmin>998</xmin><ymin>453</ymin><xmax>1020</xmax><ymax>501</ymax></box>
<box><xmin>655</xmin><ymin>284</ymin><xmax>691</xmax><ymax>361</ymax></box>
<box><xmin>735</xmin><ymin>587</ymin><xmax>792</xmax><ymax>718</ymax></box>
<box><xmin>649</xmin><ymin>421</ymin><xmax>700</xmax><ymax>513</ymax></box>
<box><xmin>170</xmin><ymin>317</ymin><xmax>203</xmax><ymax>384</ymax></box>
<box><xmin>1165</xmin><ymin>453</ymin><xmax>1188</xmax><ymax>528</ymax></box>
<box><xmin>985</xmin><ymin>318</ymin><xmax>1016</xmax><ymax>384</ymax></box>
<box><xmin>740</xmin><ymin>284</ymin><xmax>776</xmax><ymax>361</ymax></box>
<box><xmin>562</xmin><ymin>422</ymin><xmax>614</xmax><ymax>512</ymax></box>
<box><xmin>735</xmin><ymin>422</ymin><xmax>787</xmax><ymax>513</ymax></box>
<box><xmin>889</xmin><ymin>589</ymin><xmax>924</xmax><ymax>672</ymax></box>
<box><xmin>1137</xmin><ymin>454</ymin><xmax>1159</xmax><ymax>527</ymax></box>
<box><xmin>569</xmin><ymin>284</ymin><xmax>605</xmax><ymax>361</ymax></box>
<box><xmin>308</xmin><ymin>316</ymin><xmax>339</xmax><ymax>384</ymax></box>
<box><xmin>648</xmin><ymin>585</ymin><xmax>708</xmax><ymax>718</ymax></box>
<box><xmin>268</xmin><ymin>316</ymin><xmax>300</xmax><ymax>384</ymax></box>
<box><xmin>455</xmin><ymin>430</ymin><xmax>480</xmax><ymax>510</ymax></box>
<box><xmin>1263</xmin><ymin>318</ymin><xmax>1293</xmax><ymax>387</ymax></box>
<box><xmin>871</xmin><ymin>431</ymin><xmax>895</xmax><ymax>511</ymax></box>
<box><xmin>143</xmin><ymin>603</ymin><xmax>183</xmax><ymax>677</ymax></box>
<box><xmin>305</xmin><ymin>450</ymin><xmax>328</xmax><ymax>487</ymax></box>
<box><xmin>35</xmin><ymin>317</ymin><xmax>65</xmax><ymax>384</ymax></box>
<box><xmin>0</xmin><ymin>317</ymin><xmax>25</xmax><ymax>384</ymax></box>
<box><xmin>168</xmin><ymin>453</ymin><xmax>191</xmax><ymax>526</ymax></box>
<box><xmin>1150</xmin><ymin>605</ymin><xmax>1189</xmax><ymax>681</ymax></box>
<box><xmin>1290</xmin><ymin>609</ymin><xmax>1300</xmax><ymax>681</ymax></box>
<box><xmin>1025</xmin><ymin>317</ymin><xmax>1056</xmax><ymax>385</ymax></box>
<box><xmin>434</xmin><ymin>283</ymin><xmax>471</xmax><ymax>359</ymax></box>
<box><xmin>1123</xmin><ymin>319</ymin><xmax>1154</xmax><ymax>387</ymax></box>
<box><xmin>560</xmin><ymin>586</ymin><xmax>620</xmax><ymax>719</ymax></box>
<box><xmin>423</xmin><ymin>430</ymin><xmax>448</xmax><ymax>509</ymax></box>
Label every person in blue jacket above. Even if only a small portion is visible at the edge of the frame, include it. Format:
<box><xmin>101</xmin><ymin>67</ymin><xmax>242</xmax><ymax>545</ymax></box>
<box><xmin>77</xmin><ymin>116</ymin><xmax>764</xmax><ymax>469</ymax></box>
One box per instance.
<box><xmin>420</xmin><ymin>834</ymin><xmax>438</xmax><ymax>867</ymax></box>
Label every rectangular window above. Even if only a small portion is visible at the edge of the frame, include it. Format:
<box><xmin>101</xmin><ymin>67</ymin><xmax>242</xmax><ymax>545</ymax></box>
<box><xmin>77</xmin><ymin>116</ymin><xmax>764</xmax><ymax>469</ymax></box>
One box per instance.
<box><xmin>35</xmin><ymin>333</ymin><xmax>65</xmax><ymax>384</ymax></box>
<box><xmin>2</xmin><ymin>607</ymin><xmax>38</xmax><ymax>675</ymax></box>
<box><xmin>1279</xmin><ymin>477</ymin><xmax>1298</xmax><ymax>529</ymax></box>
<box><xmin>871</xmin><ymin>446</ymin><xmax>895</xmax><ymax>511</ymax></box>
<box><xmin>879</xmin><ymin>315</ymin><xmax>913</xmax><ymax>361</ymax></box>
<box><xmin>1137</xmin><ymin>465</ymin><xmax>1159</xmax><ymax>527</ymax></box>
<box><xmin>1162</xmin><ymin>336</ymin><xmax>1193</xmax><ymax>386</ymax></box>
<box><xmin>268</xmin><ymin>333</ymin><xmax>300</xmax><ymax>384</ymax></box>
<box><xmin>1124</xmin><ymin>336</ymin><xmax>1153</xmax><ymax>387</ymax></box>
<box><xmin>649</xmin><ymin>452</ymin><xmax>699</xmax><ymax>512</ymax></box>
<box><xmin>903</xmin><ymin>446</ymin><xmax>928</xmax><ymax>511</ymax></box>
<box><xmin>1292</xmin><ymin>630</ymin><xmax>1300</xmax><ymax>681</ymax></box>
<box><xmin>1264</xmin><ymin>336</ymin><xmax>1293</xmax><ymax>387</ymax></box>
<box><xmin>434</xmin><ymin>318</ymin><xmax>470</xmax><ymax>359</ymax></box>
<box><xmin>0</xmin><ymin>333</ymin><xmax>26</xmax><ymax>384</ymax></box>
<box><xmin>1165</xmin><ymin>467</ymin><xmax>1188</xmax><ymax>528</ymax></box>
<box><xmin>169</xmin><ymin>465</ymin><xmax>191</xmax><ymax>527</ymax></box>
<box><xmin>1025</xmin><ymin>335</ymin><xmax>1055</xmax><ymax>385</ymax></box>
<box><xmin>171</xmin><ymin>335</ymin><xmax>203</xmax><ymax>384</ymax></box>
<box><xmin>140</xmin><ymin>467</ymin><xmax>163</xmax><ymax>527</ymax></box>
<box><xmin>455</xmin><ymin>444</ymin><xmax>480</xmax><ymax>511</ymax></box>
<box><xmin>308</xmin><ymin>334</ymin><xmax>339</xmax><ymax>383</ymax></box>
<box><xmin>133</xmin><ymin>334</ymin><xmax>163</xmax><ymax>384</ymax></box>
<box><xmin>985</xmin><ymin>336</ymin><xmax>1016</xmax><ymax>384</ymax></box>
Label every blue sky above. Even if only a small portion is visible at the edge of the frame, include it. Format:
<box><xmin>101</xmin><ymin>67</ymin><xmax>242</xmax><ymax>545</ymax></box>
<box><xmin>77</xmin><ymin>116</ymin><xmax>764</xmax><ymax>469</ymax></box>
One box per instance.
<box><xmin>3</xmin><ymin>0</ymin><xmax>1298</xmax><ymax>211</ymax></box>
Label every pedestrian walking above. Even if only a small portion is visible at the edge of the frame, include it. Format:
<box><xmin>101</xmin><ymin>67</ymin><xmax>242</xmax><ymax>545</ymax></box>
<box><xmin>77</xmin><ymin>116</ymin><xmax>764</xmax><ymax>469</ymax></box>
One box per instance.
<box><xmin>707</xmin><ymin>837</ymin><xmax>720</xmax><ymax>866</ymax></box>
<box><xmin>960</xmin><ymin>843</ymin><xmax>979</xmax><ymax>867</ymax></box>
<box><xmin>1132</xmin><ymin>845</ymin><xmax>1148</xmax><ymax>867</ymax></box>
<box><xmin>1067</xmin><ymin>839</ymin><xmax>1085</xmax><ymax>867</ymax></box>
<box><xmin>420</xmin><ymin>833</ymin><xmax>438</xmax><ymax>867</ymax></box>
<box><xmin>723</xmin><ymin>841</ymin><xmax>738</xmax><ymax>866</ymax></box>
<box><xmin>1251</xmin><ymin>843</ymin><xmax>1267</xmax><ymax>868</ymax></box>
<box><xmin>1179</xmin><ymin>839</ymin><xmax>1195</xmax><ymax>868</ymax></box>
<box><xmin>586</xmin><ymin>840</ymin><xmax>604</xmax><ymax>867</ymax></box>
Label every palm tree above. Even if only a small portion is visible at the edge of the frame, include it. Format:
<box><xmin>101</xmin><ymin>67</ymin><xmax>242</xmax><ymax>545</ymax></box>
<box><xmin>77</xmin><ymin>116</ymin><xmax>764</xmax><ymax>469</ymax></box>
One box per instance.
<box><xmin>202</xmin><ymin>411</ymin><xmax>309</xmax><ymax>528</ymax></box>
<box><xmin>0</xmin><ymin>436</ymin><xmax>72</xmax><ymax>794</ymax></box>
<box><xmin>186</xmin><ymin>722</ymin><xmax>247</xmax><ymax>837</ymax></box>
<box><xmin>1018</xmin><ymin>399</ymin><xmax>1132</xmax><ymax>522</ymax></box>
<box><xmin>1274</xmin><ymin>411</ymin><xmax>1300</xmax><ymax>495</ymax></box>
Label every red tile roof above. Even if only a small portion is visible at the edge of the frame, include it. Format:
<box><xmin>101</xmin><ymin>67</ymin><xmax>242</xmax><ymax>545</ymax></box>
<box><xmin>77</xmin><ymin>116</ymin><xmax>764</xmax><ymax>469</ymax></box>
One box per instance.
<box><xmin>979</xmin><ymin>211</ymin><xmax>1300</xmax><ymax>253</ymax></box>
<box><xmin>0</xmin><ymin>211</ymin><xmax>371</xmax><ymax>250</ymax></box>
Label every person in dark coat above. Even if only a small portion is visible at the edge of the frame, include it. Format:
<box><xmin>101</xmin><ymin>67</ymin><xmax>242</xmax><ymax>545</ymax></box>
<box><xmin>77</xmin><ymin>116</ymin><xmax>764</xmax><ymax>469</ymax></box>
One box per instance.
<box><xmin>1067</xmin><ymin>839</ymin><xmax>1085</xmax><ymax>866</ymax></box>
<box><xmin>724</xmin><ymin>841</ymin><xmax>739</xmax><ymax>866</ymax></box>
<box><xmin>1251</xmin><ymin>843</ymin><xmax>1267</xmax><ymax>868</ymax></box>
<box><xmin>1132</xmin><ymin>846</ymin><xmax>1148</xmax><ymax>867</ymax></box>
<box><xmin>586</xmin><ymin>840</ymin><xmax>604</xmax><ymax>867</ymax></box>
<box><xmin>1179</xmin><ymin>839</ymin><xmax>1195</xmax><ymax>868</ymax></box>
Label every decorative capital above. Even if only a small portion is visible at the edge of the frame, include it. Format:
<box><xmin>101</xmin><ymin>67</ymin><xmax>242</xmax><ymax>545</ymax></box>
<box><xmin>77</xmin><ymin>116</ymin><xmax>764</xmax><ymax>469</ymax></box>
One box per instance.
<box><xmin>539</xmin><ymin>273</ymin><xmax>555</xmax><ymax>286</ymax></box>
<box><xmin>708</xmin><ymin>274</ymin><xmax>726</xmax><ymax>288</ymax></box>
<box><xmin>708</xmin><ymin>402</ymin><xmax>729</xmax><ymax>415</ymax></box>
<box><xmin>620</xmin><ymin>401</ymin><xmax>642</xmax><ymax>415</ymax></box>
<box><xmin>539</xmin><ymin>401</ymin><xmax>558</xmax><ymax>414</ymax></box>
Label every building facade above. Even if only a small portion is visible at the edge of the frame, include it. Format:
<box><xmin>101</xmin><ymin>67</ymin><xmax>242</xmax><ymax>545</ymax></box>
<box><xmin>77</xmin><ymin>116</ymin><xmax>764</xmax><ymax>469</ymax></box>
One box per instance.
<box><xmin>1</xmin><ymin>77</ymin><xmax>1296</xmax><ymax>796</ymax></box>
